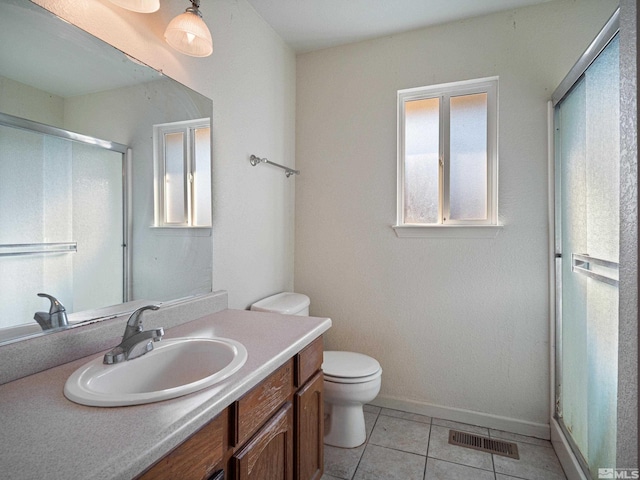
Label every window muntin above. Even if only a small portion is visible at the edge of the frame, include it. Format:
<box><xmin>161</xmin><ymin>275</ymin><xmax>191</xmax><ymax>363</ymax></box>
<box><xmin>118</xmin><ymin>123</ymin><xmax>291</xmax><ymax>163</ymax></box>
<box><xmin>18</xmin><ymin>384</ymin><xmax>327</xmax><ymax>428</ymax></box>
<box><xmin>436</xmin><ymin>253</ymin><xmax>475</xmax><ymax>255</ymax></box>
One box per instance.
<box><xmin>397</xmin><ymin>77</ymin><xmax>497</xmax><ymax>227</ymax></box>
<box><xmin>153</xmin><ymin>119</ymin><xmax>212</xmax><ymax>228</ymax></box>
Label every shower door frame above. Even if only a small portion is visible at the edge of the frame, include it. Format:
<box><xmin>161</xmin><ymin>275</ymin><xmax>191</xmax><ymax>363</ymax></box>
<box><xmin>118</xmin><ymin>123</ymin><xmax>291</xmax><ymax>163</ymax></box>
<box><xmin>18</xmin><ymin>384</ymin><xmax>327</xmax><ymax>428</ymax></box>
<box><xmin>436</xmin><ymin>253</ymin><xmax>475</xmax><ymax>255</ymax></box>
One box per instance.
<box><xmin>548</xmin><ymin>9</ymin><xmax>620</xmax><ymax>480</ymax></box>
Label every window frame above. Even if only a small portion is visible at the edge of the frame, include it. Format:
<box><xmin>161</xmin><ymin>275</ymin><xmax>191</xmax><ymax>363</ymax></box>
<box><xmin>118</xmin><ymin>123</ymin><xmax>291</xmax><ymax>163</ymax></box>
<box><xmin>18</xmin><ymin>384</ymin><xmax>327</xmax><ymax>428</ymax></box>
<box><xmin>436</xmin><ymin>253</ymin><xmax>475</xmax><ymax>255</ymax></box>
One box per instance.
<box><xmin>153</xmin><ymin>118</ymin><xmax>212</xmax><ymax>229</ymax></box>
<box><xmin>395</xmin><ymin>77</ymin><xmax>499</xmax><ymax>235</ymax></box>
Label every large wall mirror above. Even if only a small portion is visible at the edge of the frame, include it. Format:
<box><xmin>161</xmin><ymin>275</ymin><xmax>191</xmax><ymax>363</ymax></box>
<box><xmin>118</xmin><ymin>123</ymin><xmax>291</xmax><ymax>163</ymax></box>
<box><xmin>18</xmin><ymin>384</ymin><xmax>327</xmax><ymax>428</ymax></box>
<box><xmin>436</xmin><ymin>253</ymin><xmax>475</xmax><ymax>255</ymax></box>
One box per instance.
<box><xmin>0</xmin><ymin>0</ymin><xmax>213</xmax><ymax>344</ymax></box>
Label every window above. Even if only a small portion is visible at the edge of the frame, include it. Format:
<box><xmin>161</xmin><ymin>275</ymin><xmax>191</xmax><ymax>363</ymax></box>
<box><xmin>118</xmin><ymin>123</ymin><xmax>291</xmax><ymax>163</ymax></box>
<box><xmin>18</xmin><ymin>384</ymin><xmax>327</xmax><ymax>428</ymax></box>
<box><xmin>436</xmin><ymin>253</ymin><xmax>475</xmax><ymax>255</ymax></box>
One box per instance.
<box><xmin>153</xmin><ymin>118</ymin><xmax>212</xmax><ymax>228</ymax></box>
<box><xmin>395</xmin><ymin>77</ymin><xmax>499</xmax><ymax>237</ymax></box>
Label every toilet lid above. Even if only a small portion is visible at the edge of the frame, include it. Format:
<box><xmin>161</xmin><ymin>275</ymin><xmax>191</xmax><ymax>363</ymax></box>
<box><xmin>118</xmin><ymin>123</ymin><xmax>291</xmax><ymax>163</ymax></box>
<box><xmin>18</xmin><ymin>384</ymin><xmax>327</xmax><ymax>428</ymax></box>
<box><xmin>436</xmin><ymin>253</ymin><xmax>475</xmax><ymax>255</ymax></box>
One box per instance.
<box><xmin>323</xmin><ymin>351</ymin><xmax>381</xmax><ymax>379</ymax></box>
<box><xmin>250</xmin><ymin>292</ymin><xmax>310</xmax><ymax>314</ymax></box>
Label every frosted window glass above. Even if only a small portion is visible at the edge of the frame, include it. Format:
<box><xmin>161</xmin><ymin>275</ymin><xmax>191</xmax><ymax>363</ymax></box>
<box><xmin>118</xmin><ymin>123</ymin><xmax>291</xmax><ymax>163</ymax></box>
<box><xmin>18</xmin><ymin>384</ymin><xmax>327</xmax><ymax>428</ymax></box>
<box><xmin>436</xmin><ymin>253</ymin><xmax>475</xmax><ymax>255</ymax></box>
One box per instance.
<box><xmin>193</xmin><ymin>127</ymin><xmax>211</xmax><ymax>226</ymax></box>
<box><xmin>449</xmin><ymin>93</ymin><xmax>487</xmax><ymax>220</ymax></box>
<box><xmin>164</xmin><ymin>132</ymin><xmax>186</xmax><ymax>224</ymax></box>
<box><xmin>403</xmin><ymin>97</ymin><xmax>440</xmax><ymax>223</ymax></box>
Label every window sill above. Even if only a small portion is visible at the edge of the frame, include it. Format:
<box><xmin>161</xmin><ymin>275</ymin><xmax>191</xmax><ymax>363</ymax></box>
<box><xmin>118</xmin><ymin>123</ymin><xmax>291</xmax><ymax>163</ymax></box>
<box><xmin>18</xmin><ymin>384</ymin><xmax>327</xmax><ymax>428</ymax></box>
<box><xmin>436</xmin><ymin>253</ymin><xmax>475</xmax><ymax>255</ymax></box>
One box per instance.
<box><xmin>150</xmin><ymin>225</ymin><xmax>212</xmax><ymax>237</ymax></box>
<box><xmin>392</xmin><ymin>224</ymin><xmax>503</xmax><ymax>238</ymax></box>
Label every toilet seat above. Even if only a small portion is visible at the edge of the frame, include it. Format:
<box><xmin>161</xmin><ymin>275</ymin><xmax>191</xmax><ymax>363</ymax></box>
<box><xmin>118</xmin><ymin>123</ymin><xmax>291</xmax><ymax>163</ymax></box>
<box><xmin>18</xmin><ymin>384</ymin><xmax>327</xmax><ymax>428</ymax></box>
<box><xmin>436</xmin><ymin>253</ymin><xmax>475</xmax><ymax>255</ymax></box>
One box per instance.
<box><xmin>323</xmin><ymin>351</ymin><xmax>382</xmax><ymax>384</ymax></box>
<box><xmin>324</xmin><ymin>370</ymin><xmax>382</xmax><ymax>384</ymax></box>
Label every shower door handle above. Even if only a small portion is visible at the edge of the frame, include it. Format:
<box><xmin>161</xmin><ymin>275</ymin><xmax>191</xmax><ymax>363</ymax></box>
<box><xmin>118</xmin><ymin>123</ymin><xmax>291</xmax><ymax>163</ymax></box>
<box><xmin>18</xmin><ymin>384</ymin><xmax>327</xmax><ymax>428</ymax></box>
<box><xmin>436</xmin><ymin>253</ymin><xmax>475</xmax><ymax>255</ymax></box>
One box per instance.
<box><xmin>571</xmin><ymin>253</ymin><xmax>619</xmax><ymax>287</ymax></box>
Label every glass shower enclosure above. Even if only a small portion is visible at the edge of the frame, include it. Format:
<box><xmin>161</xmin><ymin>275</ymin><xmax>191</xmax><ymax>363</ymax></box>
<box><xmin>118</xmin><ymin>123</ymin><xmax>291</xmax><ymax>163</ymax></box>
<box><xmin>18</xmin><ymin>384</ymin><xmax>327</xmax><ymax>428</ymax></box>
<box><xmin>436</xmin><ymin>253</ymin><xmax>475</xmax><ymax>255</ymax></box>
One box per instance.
<box><xmin>552</xmin><ymin>11</ymin><xmax>620</xmax><ymax>479</ymax></box>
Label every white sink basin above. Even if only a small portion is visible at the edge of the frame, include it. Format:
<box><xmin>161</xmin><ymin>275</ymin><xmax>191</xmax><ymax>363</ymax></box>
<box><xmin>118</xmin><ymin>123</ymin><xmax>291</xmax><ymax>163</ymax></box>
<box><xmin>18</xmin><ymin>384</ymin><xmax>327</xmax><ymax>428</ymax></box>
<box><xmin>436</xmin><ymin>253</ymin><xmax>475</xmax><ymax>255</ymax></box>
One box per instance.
<box><xmin>64</xmin><ymin>337</ymin><xmax>248</xmax><ymax>407</ymax></box>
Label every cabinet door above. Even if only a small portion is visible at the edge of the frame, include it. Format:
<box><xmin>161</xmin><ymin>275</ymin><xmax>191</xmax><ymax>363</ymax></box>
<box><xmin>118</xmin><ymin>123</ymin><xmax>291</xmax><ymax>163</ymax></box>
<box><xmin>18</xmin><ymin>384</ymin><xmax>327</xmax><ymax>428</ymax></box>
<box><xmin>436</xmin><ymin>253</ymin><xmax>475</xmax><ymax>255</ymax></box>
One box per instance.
<box><xmin>232</xmin><ymin>403</ymin><xmax>293</xmax><ymax>480</ymax></box>
<box><xmin>295</xmin><ymin>370</ymin><xmax>324</xmax><ymax>480</ymax></box>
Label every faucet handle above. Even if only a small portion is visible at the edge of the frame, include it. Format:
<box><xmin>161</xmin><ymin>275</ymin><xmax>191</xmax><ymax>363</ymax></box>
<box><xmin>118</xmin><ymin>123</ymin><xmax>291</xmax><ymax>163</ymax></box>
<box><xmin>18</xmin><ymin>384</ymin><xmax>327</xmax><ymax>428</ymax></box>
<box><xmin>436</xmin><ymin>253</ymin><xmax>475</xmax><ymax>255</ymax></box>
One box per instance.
<box><xmin>34</xmin><ymin>293</ymin><xmax>68</xmax><ymax>330</ymax></box>
<box><xmin>126</xmin><ymin>305</ymin><xmax>159</xmax><ymax>327</ymax></box>
<box><xmin>37</xmin><ymin>293</ymin><xmax>66</xmax><ymax>314</ymax></box>
<box><xmin>122</xmin><ymin>304</ymin><xmax>160</xmax><ymax>340</ymax></box>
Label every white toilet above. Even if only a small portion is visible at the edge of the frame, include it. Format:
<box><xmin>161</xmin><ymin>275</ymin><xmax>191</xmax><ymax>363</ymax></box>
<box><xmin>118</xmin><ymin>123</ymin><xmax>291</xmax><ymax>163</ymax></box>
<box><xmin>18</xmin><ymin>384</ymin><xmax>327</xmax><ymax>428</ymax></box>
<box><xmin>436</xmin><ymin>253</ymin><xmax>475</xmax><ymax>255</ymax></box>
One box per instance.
<box><xmin>250</xmin><ymin>292</ymin><xmax>382</xmax><ymax>449</ymax></box>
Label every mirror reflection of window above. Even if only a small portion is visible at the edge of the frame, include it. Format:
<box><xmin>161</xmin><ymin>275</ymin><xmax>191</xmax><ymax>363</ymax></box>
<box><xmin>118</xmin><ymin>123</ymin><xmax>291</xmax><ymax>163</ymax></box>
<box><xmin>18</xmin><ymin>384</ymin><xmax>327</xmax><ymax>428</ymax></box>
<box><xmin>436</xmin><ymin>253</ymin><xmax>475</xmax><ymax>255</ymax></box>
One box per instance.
<box><xmin>164</xmin><ymin>131</ymin><xmax>187</xmax><ymax>224</ymax></box>
<box><xmin>192</xmin><ymin>127</ymin><xmax>212</xmax><ymax>227</ymax></box>
<box><xmin>153</xmin><ymin>119</ymin><xmax>212</xmax><ymax>228</ymax></box>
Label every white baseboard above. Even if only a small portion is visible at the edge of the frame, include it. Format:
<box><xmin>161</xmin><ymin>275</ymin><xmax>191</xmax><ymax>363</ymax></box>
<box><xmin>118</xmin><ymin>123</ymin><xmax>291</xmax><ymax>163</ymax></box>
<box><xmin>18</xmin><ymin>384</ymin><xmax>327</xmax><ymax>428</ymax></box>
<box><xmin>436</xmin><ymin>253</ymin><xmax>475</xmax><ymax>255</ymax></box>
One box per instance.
<box><xmin>551</xmin><ymin>418</ymin><xmax>588</xmax><ymax>480</ymax></box>
<box><xmin>370</xmin><ymin>395</ymin><xmax>551</xmax><ymax>440</ymax></box>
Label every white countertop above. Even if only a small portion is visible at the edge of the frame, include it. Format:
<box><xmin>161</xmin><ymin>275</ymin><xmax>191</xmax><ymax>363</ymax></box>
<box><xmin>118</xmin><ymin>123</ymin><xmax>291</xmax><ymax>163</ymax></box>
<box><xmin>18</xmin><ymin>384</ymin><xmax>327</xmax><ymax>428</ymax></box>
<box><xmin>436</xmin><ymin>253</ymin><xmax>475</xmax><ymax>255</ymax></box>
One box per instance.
<box><xmin>0</xmin><ymin>309</ymin><xmax>331</xmax><ymax>480</ymax></box>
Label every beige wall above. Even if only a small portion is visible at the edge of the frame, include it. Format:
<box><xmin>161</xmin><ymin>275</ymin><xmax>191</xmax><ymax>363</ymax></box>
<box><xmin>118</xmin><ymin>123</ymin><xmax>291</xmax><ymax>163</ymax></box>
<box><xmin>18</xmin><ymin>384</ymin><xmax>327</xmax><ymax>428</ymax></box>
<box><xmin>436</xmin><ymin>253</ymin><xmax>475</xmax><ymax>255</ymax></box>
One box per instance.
<box><xmin>295</xmin><ymin>0</ymin><xmax>618</xmax><ymax>436</ymax></box>
<box><xmin>32</xmin><ymin>0</ymin><xmax>297</xmax><ymax>309</ymax></box>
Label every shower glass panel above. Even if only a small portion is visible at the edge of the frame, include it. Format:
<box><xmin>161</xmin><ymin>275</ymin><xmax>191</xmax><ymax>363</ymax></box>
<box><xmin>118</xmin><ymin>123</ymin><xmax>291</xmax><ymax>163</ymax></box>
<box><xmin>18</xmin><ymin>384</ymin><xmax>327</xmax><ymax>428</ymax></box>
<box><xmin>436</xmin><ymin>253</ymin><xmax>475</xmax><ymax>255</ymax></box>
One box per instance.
<box><xmin>555</xmin><ymin>34</ymin><xmax>619</xmax><ymax>478</ymax></box>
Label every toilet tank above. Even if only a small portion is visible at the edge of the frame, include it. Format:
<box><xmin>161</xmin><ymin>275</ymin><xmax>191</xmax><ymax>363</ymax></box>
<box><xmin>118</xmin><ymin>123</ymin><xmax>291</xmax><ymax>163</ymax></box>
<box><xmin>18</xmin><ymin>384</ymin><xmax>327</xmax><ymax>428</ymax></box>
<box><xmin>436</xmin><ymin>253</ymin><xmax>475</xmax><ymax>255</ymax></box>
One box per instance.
<box><xmin>250</xmin><ymin>292</ymin><xmax>310</xmax><ymax>316</ymax></box>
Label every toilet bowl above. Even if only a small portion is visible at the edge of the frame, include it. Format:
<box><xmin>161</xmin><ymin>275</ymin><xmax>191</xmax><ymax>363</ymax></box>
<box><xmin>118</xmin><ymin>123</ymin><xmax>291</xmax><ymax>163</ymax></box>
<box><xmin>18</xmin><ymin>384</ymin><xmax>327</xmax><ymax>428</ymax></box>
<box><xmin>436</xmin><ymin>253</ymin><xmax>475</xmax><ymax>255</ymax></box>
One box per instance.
<box><xmin>250</xmin><ymin>292</ymin><xmax>382</xmax><ymax>449</ymax></box>
<box><xmin>322</xmin><ymin>350</ymin><xmax>381</xmax><ymax>448</ymax></box>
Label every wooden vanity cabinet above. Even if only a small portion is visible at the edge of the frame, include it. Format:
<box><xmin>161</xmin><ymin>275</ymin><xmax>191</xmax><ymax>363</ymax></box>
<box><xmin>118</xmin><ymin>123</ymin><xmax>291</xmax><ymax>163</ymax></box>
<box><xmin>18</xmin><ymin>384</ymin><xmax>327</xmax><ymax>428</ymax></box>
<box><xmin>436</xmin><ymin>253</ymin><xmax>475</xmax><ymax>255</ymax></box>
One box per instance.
<box><xmin>137</xmin><ymin>336</ymin><xmax>324</xmax><ymax>480</ymax></box>
<box><xmin>231</xmin><ymin>336</ymin><xmax>324</xmax><ymax>480</ymax></box>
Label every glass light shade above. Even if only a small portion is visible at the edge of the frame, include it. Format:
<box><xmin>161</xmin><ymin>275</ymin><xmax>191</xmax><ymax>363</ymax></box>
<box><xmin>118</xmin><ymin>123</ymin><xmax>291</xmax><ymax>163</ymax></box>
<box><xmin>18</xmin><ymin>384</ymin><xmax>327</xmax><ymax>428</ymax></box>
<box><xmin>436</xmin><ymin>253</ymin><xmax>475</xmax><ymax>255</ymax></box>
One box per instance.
<box><xmin>164</xmin><ymin>11</ymin><xmax>213</xmax><ymax>57</ymax></box>
<box><xmin>108</xmin><ymin>0</ymin><xmax>160</xmax><ymax>13</ymax></box>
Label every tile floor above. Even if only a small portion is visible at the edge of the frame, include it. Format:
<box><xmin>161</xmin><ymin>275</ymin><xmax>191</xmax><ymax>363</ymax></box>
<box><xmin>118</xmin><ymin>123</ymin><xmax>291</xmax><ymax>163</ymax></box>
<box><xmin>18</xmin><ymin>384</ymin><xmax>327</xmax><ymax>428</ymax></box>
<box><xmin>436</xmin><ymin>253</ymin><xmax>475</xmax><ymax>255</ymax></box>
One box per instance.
<box><xmin>321</xmin><ymin>405</ymin><xmax>567</xmax><ymax>480</ymax></box>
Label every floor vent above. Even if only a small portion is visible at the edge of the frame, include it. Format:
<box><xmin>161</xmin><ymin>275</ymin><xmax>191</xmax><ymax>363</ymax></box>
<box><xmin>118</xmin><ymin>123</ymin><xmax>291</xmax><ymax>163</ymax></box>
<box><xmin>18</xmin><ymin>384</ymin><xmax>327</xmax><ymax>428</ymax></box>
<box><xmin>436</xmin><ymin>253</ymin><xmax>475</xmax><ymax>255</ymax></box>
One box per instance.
<box><xmin>448</xmin><ymin>430</ymin><xmax>519</xmax><ymax>460</ymax></box>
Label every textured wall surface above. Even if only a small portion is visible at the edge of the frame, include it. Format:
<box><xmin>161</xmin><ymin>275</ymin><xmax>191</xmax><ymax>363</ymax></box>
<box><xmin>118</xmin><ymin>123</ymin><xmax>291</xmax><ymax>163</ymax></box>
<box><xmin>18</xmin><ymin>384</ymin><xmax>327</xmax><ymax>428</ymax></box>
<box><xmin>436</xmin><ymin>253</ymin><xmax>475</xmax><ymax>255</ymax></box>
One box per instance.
<box><xmin>295</xmin><ymin>0</ymin><xmax>618</xmax><ymax>431</ymax></box>
<box><xmin>32</xmin><ymin>0</ymin><xmax>297</xmax><ymax>310</ymax></box>
<box><xmin>617</xmin><ymin>0</ymin><xmax>638</xmax><ymax>468</ymax></box>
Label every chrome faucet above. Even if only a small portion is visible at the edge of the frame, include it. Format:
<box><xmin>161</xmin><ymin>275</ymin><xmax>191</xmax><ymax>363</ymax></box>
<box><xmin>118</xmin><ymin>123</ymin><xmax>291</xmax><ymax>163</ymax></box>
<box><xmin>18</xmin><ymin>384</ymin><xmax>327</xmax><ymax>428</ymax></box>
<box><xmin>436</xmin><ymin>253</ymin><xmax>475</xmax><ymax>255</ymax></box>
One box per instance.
<box><xmin>103</xmin><ymin>305</ymin><xmax>164</xmax><ymax>364</ymax></box>
<box><xmin>34</xmin><ymin>293</ymin><xmax>69</xmax><ymax>330</ymax></box>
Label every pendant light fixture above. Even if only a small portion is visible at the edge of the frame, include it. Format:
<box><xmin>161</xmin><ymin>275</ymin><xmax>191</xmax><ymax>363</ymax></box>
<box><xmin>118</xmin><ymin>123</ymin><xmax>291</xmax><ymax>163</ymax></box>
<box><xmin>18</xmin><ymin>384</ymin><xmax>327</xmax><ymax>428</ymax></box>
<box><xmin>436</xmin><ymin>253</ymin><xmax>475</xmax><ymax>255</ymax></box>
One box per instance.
<box><xmin>164</xmin><ymin>0</ymin><xmax>213</xmax><ymax>57</ymax></box>
<box><xmin>108</xmin><ymin>0</ymin><xmax>213</xmax><ymax>58</ymax></box>
<box><xmin>108</xmin><ymin>0</ymin><xmax>160</xmax><ymax>13</ymax></box>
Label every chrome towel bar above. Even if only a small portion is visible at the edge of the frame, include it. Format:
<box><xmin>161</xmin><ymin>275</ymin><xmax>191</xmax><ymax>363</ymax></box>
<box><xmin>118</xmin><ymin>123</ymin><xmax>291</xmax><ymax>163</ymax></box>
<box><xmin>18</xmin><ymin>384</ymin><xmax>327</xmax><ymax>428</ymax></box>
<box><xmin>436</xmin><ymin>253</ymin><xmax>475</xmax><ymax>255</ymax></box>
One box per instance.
<box><xmin>571</xmin><ymin>253</ymin><xmax>619</xmax><ymax>287</ymax></box>
<box><xmin>0</xmin><ymin>242</ymin><xmax>78</xmax><ymax>257</ymax></box>
<box><xmin>249</xmin><ymin>154</ymin><xmax>299</xmax><ymax>177</ymax></box>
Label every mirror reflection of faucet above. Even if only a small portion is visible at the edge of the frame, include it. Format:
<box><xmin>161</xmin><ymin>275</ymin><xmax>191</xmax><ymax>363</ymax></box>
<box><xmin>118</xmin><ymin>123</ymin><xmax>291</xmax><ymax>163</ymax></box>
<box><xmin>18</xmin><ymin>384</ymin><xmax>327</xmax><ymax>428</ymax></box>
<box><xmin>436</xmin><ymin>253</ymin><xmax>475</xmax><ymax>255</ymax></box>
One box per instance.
<box><xmin>33</xmin><ymin>293</ymin><xmax>69</xmax><ymax>331</ymax></box>
<box><xmin>103</xmin><ymin>305</ymin><xmax>164</xmax><ymax>365</ymax></box>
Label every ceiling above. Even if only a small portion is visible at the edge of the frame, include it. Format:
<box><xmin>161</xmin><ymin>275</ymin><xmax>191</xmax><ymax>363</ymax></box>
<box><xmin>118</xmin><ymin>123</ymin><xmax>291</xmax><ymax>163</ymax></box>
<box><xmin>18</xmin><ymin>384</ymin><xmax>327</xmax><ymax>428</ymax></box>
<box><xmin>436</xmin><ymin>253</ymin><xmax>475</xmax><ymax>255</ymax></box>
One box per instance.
<box><xmin>245</xmin><ymin>0</ymin><xmax>553</xmax><ymax>53</ymax></box>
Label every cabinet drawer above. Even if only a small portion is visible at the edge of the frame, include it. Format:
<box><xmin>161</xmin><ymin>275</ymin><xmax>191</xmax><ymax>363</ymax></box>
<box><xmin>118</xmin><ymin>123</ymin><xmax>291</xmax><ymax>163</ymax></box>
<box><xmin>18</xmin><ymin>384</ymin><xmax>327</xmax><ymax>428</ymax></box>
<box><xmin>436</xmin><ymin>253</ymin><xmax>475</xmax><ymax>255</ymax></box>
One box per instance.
<box><xmin>233</xmin><ymin>359</ymin><xmax>294</xmax><ymax>447</ymax></box>
<box><xmin>138</xmin><ymin>409</ymin><xmax>227</xmax><ymax>480</ymax></box>
<box><xmin>295</xmin><ymin>336</ymin><xmax>323</xmax><ymax>388</ymax></box>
